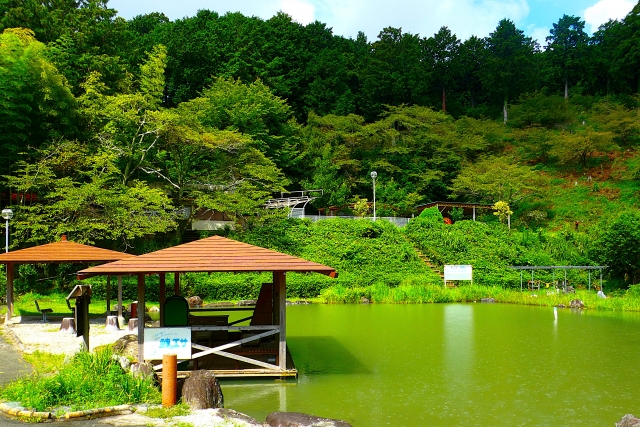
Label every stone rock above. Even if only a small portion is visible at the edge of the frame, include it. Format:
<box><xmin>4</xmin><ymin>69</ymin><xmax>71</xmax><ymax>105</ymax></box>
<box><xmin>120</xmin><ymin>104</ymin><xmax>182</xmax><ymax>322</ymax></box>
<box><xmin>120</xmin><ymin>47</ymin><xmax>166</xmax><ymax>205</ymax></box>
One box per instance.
<box><xmin>265</xmin><ymin>411</ymin><xmax>353</xmax><ymax>427</ymax></box>
<box><xmin>118</xmin><ymin>355</ymin><xmax>131</xmax><ymax>371</ymax></box>
<box><xmin>105</xmin><ymin>315</ymin><xmax>120</xmax><ymax>332</ymax></box>
<box><xmin>149</xmin><ymin>306</ymin><xmax>160</xmax><ymax>312</ymax></box>
<box><xmin>556</xmin><ymin>304</ymin><xmax>565</xmax><ymax>308</ymax></box>
<box><xmin>170</xmin><ymin>408</ymin><xmax>262</xmax><ymax>427</ymax></box>
<box><xmin>570</xmin><ymin>299</ymin><xmax>584</xmax><ymax>309</ymax></box>
<box><xmin>238</xmin><ymin>300</ymin><xmax>257</xmax><ymax>306</ymax></box>
<box><xmin>187</xmin><ymin>296</ymin><xmax>203</xmax><ymax>308</ymax></box>
<box><xmin>597</xmin><ymin>290</ymin><xmax>607</xmax><ymax>299</ymax></box>
<box><xmin>60</xmin><ymin>317</ymin><xmax>76</xmax><ymax>334</ymax></box>
<box><xmin>112</xmin><ymin>334</ymin><xmax>139</xmax><ymax>359</ymax></box>
<box><xmin>360</xmin><ymin>297</ymin><xmax>370</xmax><ymax>304</ymax></box>
<box><xmin>617</xmin><ymin>414</ymin><xmax>640</xmax><ymax>427</ymax></box>
<box><xmin>564</xmin><ymin>285</ymin><xmax>576</xmax><ymax>294</ymax></box>
<box><xmin>287</xmin><ymin>300</ymin><xmax>312</xmax><ymax>305</ymax></box>
<box><xmin>182</xmin><ymin>370</ymin><xmax>224</xmax><ymax>410</ymax></box>
<box><xmin>481</xmin><ymin>298</ymin><xmax>495</xmax><ymax>303</ymax></box>
<box><xmin>130</xmin><ymin>362</ymin><xmax>155</xmax><ymax>380</ymax></box>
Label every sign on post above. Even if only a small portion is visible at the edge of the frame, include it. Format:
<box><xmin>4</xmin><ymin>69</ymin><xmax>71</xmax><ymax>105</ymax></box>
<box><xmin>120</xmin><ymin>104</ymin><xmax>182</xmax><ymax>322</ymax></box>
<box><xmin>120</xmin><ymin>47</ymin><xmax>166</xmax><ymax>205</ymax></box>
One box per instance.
<box><xmin>144</xmin><ymin>328</ymin><xmax>192</xmax><ymax>360</ymax></box>
<box><xmin>444</xmin><ymin>265</ymin><xmax>473</xmax><ymax>287</ymax></box>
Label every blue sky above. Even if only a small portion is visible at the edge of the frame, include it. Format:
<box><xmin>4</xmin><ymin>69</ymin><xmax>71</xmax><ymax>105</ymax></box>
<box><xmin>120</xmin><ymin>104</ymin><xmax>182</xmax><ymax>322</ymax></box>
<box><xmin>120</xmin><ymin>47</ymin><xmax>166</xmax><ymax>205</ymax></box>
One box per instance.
<box><xmin>107</xmin><ymin>0</ymin><xmax>637</xmax><ymax>45</ymax></box>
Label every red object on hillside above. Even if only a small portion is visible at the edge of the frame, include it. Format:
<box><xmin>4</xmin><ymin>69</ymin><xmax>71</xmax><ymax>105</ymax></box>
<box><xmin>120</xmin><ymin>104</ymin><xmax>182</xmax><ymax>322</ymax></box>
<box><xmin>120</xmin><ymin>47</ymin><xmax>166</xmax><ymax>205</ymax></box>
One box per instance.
<box><xmin>443</xmin><ymin>217</ymin><xmax>453</xmax><ymax>224</ymax></box>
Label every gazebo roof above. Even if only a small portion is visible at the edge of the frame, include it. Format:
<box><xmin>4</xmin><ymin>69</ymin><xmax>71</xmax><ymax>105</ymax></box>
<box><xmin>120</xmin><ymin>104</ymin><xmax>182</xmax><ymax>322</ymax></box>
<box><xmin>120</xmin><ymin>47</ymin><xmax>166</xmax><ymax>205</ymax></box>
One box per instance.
<box><xmin>416</xmin><ymin>201</ymin><xmax>495</xmax><ymax>211</ymax></box>
<box><xmin>78</xmin><ymin>235</ymin><xmax>336</xmax><ymax>277</ymax></box>
<box><xmin>0</xmin><ymin>236</ymin><xmax>135</xmax><ymax>264</ymax></box>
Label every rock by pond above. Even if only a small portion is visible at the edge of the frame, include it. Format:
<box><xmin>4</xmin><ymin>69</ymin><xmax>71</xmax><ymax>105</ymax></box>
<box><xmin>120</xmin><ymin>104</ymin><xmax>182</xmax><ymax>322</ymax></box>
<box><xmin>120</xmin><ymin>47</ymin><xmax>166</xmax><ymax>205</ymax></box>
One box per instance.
<box><xmin>265</xmin><ymin>411</ymin><xmax>353</xmax><ymax>427</ymax></box>
<box><xmin>182</xmin><ymin>370</ymin><xmax>224</xmax><ymax>410</ymax></box>
<box><xmin>617</xmin><ymin>414</ymin><xmax>640</xmax><ymax>427</ymax></box>
<box><xmin>570</xmin><ymin>299</ymin><xmax>585</xmax><ymax>309</ymax></box>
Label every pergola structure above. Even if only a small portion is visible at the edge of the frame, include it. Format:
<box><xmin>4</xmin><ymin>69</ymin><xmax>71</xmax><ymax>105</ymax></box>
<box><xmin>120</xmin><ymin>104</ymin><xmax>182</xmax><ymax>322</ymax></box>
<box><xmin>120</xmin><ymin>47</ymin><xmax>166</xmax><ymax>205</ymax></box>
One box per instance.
<box><xmin>416</xmin><ymin>201</ymin><xmax>499</xmax><ymax>222</ymax></box>
<box><xmin>0</xmin><ymin>235</ymin><xmax>135</xmax><ymax>322</ymax></box>
<box><xmin>509</xmin><ymin>265</ymin><xmax>608</xmax><ymax>292</ymax></box>
<box><xmin>77</xmin><ymin>235</ymin><xmax>336</xmax><ymax>378</ymax></box>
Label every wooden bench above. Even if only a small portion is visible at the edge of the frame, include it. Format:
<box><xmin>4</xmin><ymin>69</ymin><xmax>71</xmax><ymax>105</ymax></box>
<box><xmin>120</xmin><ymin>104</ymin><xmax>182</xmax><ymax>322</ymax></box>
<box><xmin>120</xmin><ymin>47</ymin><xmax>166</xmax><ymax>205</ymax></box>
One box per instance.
<box><xmin>34</xmin><ymin>300</ymin><xmax>53</xmax><ymax>322</ymax></box>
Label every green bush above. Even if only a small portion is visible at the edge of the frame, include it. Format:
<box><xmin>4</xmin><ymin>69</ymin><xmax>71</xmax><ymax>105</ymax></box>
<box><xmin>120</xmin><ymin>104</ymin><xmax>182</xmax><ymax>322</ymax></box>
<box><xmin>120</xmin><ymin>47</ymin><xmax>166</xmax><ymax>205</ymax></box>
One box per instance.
<box><xmin>0</xmin><ymin>348</ymin><xmax>160</xmax><ymax>412</ymax></box>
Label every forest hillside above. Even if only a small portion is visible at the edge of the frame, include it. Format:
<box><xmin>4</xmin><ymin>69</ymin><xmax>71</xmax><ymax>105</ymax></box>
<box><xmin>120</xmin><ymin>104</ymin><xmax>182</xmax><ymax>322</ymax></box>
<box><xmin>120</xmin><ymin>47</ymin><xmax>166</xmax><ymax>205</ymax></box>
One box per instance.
<box><xmin>0</xmin><ymin>1</ymin><xmax>639</xmax><ymax>290</ymax></box>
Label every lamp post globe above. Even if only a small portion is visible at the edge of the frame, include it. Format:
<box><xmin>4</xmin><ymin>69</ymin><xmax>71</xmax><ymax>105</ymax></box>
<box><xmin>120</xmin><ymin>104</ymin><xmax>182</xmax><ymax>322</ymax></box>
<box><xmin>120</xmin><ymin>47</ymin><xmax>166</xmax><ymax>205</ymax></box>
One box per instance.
<box><xmin>370</xmin><ymin>171</ymin><xmax>377</xmax><ymax>221</ymax></box>
<box><xmin>2</xmin><ymin>208</ymin><xmax>12</xmax><ymax>253</ymax></box>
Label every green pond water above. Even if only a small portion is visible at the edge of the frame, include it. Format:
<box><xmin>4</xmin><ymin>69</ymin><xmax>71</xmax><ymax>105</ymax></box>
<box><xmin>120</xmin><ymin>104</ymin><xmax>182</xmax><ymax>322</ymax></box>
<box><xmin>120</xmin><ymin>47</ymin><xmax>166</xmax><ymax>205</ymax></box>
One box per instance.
<box><xmin>220</xmin><ymin>303</ymin><xmax>640</xmax><ymax>427</ymax></box>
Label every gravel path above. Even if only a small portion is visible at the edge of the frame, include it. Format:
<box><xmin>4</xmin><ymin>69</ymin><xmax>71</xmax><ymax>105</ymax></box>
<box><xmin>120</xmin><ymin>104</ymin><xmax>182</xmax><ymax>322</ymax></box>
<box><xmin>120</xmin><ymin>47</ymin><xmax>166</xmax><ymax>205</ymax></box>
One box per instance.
<box><xmin>4</xmin><ymin>316</ymin><xmax>133</xmax><ymax>355</ymax></box>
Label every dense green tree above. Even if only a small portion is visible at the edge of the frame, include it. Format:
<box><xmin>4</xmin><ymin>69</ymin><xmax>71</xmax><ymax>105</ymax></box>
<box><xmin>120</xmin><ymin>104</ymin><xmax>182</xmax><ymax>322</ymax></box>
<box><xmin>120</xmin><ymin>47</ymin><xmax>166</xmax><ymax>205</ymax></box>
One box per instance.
<box><xmin>550</xmin><ymin>125</ymin><xmax>617</xmax><ymax>167</ymax></box>
<box><xmin>613</xmin><ymin>3</ymin><xmax>640</xmax><ymax>94</ymax></box>
<box><xmin>483</xmin><ymin>19</ymin><xmax>538</xmax><ymax>122</ymax></box>
<box><xmin>596</xmin><ymin>210</ymin><xmax>640</xmax><ymax>281</ymax></box>
<box><xmin>4</xmin><ymin>141</ymin><xmax>177</xmax><ymax>248</ymax></box>
<box><xmin>545</xmin><ymin>15</ymin><xmax>589</xmax><ymax>98</ymax></box>
<box><xmin>425</xmin><ymin>26</ymin><xmax>460</xmax><ymax>113</ymax></box>
<box><xmin>449</xmin><ymin>156</ymin><xmax>544</xmax><ymax>204</ymax></box>
<box><xmin>359</xmin><ymin>27</ymin><xmax>424</xmax><ymax>119</ymax></box>
<box><xmin>457</xmin><ymin>36</ymin><xmax>487</xmax><ymax>112</ymax></box>
<box><xmin>0</xmin><ymin>28</ymin><xmax>78</xmax><ymax>178</ymax></box>
<box><xmin>186</xmin><ymin>77</ymin><xmax>302</xmax><ymax>177</ymax></box>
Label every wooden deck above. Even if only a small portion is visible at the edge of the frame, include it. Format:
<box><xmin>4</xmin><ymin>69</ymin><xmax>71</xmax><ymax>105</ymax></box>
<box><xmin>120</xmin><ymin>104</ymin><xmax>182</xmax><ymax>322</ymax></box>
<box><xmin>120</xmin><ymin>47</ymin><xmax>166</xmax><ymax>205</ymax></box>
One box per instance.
<box><xmin>156</xmin><ymin>343</ymin><xmax>298</xmax><ymax>378</ymax></box>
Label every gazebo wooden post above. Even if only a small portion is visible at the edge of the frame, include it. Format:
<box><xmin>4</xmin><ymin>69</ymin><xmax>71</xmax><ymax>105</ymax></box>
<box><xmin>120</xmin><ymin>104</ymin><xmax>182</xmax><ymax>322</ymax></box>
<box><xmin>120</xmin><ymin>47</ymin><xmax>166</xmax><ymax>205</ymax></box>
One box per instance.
<box><xmin>174</xmin><ymin>272</ymin><xmax>180</xmax><ymax>295</ymax></box>
<box><xmin>137</xmin><ymin>273</ymin><xmax>146</xmax><ymax>361</ymax></box>
<box><xmin>117</xmin><ymin>276</ymin><xmax>123</xmax><ymax>318</ymax></box>
<box><xmin>274</xmin><ymin>271</ymin><xmax>286</xmax><ymax>370</ymax></box>
<box><xmin>5</xmin><ymin>262</ymin><xmax>14</xmax><ymax>321</ymax></box>
<box><xmin>106</xmin><ymin>275</ymin><xmax>111</xmax><ymax>313</ymax></box>
<box><xmin>159</xmin><ymin>273</ymin><xmax>166</xmax><ymax>327</ymax></box>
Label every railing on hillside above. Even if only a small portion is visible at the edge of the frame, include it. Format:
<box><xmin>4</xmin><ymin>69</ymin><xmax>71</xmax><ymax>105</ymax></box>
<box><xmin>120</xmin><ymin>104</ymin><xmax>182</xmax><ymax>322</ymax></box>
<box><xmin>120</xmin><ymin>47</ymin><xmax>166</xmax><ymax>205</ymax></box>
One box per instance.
<box><xmin>292</xmin><ymin>214</ymin><xmax>411</xmax><ymax>227</ymax></box>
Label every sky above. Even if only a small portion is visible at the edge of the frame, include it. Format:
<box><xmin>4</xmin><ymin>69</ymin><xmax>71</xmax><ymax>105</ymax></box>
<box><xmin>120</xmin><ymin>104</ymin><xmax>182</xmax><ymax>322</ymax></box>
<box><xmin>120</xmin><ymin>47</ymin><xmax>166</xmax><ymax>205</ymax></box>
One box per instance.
<box><xmin>107</xmin><ymin>0</ymin><xmax>637</xmax><ymax>45</ymax></box>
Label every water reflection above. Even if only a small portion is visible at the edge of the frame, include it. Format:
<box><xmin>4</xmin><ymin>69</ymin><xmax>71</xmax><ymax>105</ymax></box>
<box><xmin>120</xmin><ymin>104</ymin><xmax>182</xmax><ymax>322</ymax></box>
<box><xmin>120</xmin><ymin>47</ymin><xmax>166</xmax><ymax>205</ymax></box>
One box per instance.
<box><xmin>287</xmin><ymin>336</ymin><xmax>371</xmax><ymax>375</ymax></box>
<box><xmin>223</xmin><ymin>303</ymin><xmax>640</xmax><ymax>427</ymax></box>
<box><xmin>443</xmin><ymin>304</ymin><xmax>474</xmax><ymax>395</ymax></box>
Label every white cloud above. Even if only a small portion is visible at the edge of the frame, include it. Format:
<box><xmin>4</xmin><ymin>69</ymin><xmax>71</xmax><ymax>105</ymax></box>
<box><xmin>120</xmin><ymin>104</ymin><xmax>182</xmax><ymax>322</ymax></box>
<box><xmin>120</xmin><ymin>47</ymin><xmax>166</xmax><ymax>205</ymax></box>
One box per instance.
<box><xmin>583</xmin><ymin>0</ymin><xmax>635</xmax><ymax>32</ymax></box>
<box><xmin>317</xmin><ymin>0</ymin><xmax>530</xmax><ymax>41</ymax></box>
<box><xmin>529</xmin><ymin>26</ymin><xmax>550</xmax><ymax>47</ymax></box>
<box><xmin>279</xmin><ymin>0</ymin><xmax>316</xmax><ymax>25</ymax></box>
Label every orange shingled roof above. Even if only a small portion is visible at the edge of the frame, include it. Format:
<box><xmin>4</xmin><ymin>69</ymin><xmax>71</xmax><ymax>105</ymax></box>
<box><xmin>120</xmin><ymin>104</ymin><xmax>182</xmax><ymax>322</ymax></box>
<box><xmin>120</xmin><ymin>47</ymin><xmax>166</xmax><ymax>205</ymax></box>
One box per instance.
<box><xmin>0</xmin><ymin>236</ymin><xmax>135</xmax><ymax>264</ymax></box>
<box><xmin>78</xmin><ymin>235</ymin><xmax>336</xmax><ymax>277</ymax></box>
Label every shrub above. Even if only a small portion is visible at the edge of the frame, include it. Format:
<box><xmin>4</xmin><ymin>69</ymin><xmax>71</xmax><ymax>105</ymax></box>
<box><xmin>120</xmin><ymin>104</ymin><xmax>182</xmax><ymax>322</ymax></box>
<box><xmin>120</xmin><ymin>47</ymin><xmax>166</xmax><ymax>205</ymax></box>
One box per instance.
<box><xmin>0</xmin><ymin>348</ymin><xmax>160</xmax><ymax>411</ymax></box>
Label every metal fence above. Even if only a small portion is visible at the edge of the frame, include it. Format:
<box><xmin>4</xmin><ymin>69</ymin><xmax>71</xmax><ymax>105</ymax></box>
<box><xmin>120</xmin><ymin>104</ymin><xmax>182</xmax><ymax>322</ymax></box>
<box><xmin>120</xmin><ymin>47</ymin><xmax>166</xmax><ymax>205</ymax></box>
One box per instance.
<box><xmin>292</xmin><ymin>214</ymin><xmax>411</xmax><ymax>227</ymax></box>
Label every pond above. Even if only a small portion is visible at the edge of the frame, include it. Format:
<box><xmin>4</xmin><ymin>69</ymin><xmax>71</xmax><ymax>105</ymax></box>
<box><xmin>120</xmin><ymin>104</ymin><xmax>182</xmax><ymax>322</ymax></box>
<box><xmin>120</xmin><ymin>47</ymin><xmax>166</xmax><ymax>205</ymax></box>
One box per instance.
<box><xmin>220</xmin><ymin>303</ymin><xmax>640</xmax><ymax>426</ymax></box>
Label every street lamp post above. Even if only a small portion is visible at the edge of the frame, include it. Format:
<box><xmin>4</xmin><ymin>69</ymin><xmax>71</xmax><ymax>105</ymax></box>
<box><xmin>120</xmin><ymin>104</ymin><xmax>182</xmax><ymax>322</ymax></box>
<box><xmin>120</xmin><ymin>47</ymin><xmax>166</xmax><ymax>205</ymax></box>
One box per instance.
<box><xmin>370</xmin><ymin>171</ymin><xmax>377</xmax><ymax>221</ymax></box>
<box><xmin>2</xmin><ymin>208</ymin><xmax>13</xmax><ymax>252</ymax></box>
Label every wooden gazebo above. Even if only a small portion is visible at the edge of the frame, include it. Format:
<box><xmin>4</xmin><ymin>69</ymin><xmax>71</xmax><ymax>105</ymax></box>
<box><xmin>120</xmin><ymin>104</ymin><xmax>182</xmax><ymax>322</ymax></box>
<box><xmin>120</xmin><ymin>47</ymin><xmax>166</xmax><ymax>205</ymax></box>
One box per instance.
<box><xmin>0</xmin><ymin>235</ymin><xmax>135</xmax><ymax>322</ymax></box>
<box><xmin>77</xmin><ymin>236</ymin><xmax>336</xmax><ymax>378</ymax></box>
<box><xmin>416</xmin><ymin>201</ymin><xmax>496</xmax><ymax>221</ymax></box>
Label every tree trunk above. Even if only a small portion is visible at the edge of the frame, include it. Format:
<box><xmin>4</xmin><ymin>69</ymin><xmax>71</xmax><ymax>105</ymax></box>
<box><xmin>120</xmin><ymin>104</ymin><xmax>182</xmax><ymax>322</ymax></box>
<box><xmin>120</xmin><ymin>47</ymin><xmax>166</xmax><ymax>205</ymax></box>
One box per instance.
<box><xmin>442</xmin><ymin>87</ymin><xmax>446</xmax><ymax>113</ymax></box>
<box><xmin>503</xmin><ymin>100</ymin><xmax>508</xmax><ymax>124</ymax></box>
<box><xmin>564</xmin><ymin>75</ymin><xmax>569</xmax><ymax>99</ymax></box>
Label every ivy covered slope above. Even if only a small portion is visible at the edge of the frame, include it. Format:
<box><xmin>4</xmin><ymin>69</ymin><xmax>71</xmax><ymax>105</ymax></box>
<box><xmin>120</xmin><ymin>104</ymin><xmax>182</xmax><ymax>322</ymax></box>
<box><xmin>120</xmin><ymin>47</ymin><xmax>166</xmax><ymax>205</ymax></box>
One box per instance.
<box><xmin>404</xmin><ymin>208</ymin><xmax>596</xmax><ymax>287</ymax></box>
<box><xmin>231</xmin><ymin>218</ymin><xmax>441</xmax><ymax>296</ymax></box>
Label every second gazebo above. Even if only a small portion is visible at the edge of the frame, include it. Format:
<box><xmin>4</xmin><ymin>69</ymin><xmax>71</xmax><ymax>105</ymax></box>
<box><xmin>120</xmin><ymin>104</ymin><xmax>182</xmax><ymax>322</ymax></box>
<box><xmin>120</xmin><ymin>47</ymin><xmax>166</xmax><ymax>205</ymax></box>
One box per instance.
<box><xmin>78</xmin><ymin>235</ymin><xmax>336</xmax><ymax>378</ymax></box>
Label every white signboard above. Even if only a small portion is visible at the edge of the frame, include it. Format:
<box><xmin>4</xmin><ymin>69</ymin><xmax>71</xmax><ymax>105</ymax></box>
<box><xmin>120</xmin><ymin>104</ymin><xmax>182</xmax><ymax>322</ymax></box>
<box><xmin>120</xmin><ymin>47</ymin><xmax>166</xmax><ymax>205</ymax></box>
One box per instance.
<box><xmin>444</xmin><ymin>265</ymin><xmax>473</xmax><ymax>282</ymax></box>
<box><xmin>144</xmin><ymin>327</ymin><xmax>192</xmax><ymax>360</ymax></box>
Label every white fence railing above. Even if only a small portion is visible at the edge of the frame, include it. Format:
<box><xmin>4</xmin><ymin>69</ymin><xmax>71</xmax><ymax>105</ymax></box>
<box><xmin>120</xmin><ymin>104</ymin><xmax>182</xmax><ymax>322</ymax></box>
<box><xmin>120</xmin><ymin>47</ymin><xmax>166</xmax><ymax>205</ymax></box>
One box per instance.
<box><xmin>291</xmin><ymin>214</ymin><xmax>411</xmax><ymax>227</ymax></box>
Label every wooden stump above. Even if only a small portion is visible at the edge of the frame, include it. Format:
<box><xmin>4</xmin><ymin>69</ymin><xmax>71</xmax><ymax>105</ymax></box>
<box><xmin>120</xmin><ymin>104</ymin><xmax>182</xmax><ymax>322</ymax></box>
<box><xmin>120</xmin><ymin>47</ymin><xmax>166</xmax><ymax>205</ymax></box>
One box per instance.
<box><xmin>128</xmin><ymin>318</ymin><xmax>138</xmax><ymax>332</ymax></box>
<box><xmin>60</xmin><ymin>317</ymin><xmax>76</xmax><ymax>334</ymax></box>
<box><xmin>105</xmin><ymin>315</ymin><xmax>120</xmax><ymax>332</ymax></box>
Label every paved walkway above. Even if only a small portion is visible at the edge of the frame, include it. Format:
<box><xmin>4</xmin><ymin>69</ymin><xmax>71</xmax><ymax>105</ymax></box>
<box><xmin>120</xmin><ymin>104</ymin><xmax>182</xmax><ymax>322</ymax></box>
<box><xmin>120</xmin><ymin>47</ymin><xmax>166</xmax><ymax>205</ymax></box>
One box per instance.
<box><xmin>0</xmin><ymin>329</ymin><xmax>33</xmax><ymax>427</ymax></box>
<box><xmin>0</xmin><ymin>329</ymin><xmax>31</xmax><ymax>386</ymax></box>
